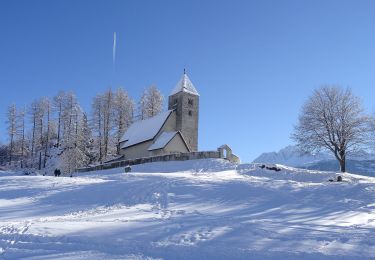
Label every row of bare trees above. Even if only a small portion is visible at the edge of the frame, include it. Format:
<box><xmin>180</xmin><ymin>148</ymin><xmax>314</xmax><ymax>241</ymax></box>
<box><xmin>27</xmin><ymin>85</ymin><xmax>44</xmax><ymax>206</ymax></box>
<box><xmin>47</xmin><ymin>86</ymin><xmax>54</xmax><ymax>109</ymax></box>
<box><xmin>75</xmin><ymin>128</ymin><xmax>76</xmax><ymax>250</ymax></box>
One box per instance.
<box><xmin>293</xmin><ymin>86</ymin><xmax>374</xmax><ymax>172</ymax></box>
<box><xmin>5</xmin><ymin>91</ymin><xmax>86</xmax><ymax>171</ymax></box>
<box><xmin>3</xmin><ymin>85</ymin><xmax>164</xmax><ymax>173</ymax></box>
<box><xmin>91</xmin><ymin>85</ymin><xmax>164</xmax><ymax>163</ymax></box>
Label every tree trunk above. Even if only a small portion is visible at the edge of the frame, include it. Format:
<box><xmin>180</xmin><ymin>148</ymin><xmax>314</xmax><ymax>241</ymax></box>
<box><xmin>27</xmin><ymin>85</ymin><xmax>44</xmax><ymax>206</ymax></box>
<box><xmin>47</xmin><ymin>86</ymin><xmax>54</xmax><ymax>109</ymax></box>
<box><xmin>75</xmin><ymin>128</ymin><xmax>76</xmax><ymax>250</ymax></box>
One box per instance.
<box><xmin>57</xmin><ymin>103</ymin><xmax>61</xmax><ymax>147</ymax></box>
<box><xmin>9</xmin><ymin>133</ymin><xmax>13</xmax><ymax>163</ymax></box>
<box><xmin>40</xmin><ymin>118</ymin><xmax>43</xmax><ymax>156</ymax></box>
<box><xmin>98</xmin><ymin>106</ymin><xmax>102</xmax><ymax>163</ymax></box>
<box><xmin>38</xmin><ymin>151</ymin><xmax>42</xmax><ymax>171</ymax></box>
<box><xmin>44</xmin><ymin>106</ymin><xmax>50</xmax><ymax>168</ymax></box>
<box><xmin>21</xmin><ymin>111</ymin><xmax>25</xmax><ymax>168</ymax></box>
<box><xmin>339</xmin><ymin>158</ymin><xmax>346</xmax><ymax>172</ymax></box>
<box><xmin>31</xmin><ymin>116</ymin><xmax>36</xmax><ymax>157</ymax></box>
<box><xmin>75</xmin><ymin>114</ymin><xmax>78</xmax><ymax>148</ymax></box>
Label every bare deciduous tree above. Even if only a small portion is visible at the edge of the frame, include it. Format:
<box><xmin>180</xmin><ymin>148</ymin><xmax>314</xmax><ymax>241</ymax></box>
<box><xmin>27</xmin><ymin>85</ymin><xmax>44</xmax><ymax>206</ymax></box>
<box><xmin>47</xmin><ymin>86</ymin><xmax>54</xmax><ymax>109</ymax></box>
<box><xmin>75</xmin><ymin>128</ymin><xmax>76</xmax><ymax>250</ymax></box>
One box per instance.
<box><xmin>19</xmin><ymin>107</ymin><xmax>26</xmax><ymax>168</ymax></box>
<box><xmin>41</xmin><ymin>97</ymin><xmax>52</xmax><ymax>168</ymax></box>
<box><xmin>53</xmin><ymin>91</ymin><xmax>66</xmax><ymax>147</ymax></box>
<box><xmin>113</xmin><ymin>88</ymin><xmax>134</xmax><ymax>154</ymax></box>
<box><xmin>29</xmin><ymin>100</ymin><xmax>40</xmax><ymax>158</ymax></box>
<box><xmin>292</xmin><ymin>86</ymin><xmax>370</xmax><ymax>172</ymax></box>
<box><xmin>370</xmin><ymin>116</ymin><xmax>375</xmax><ymax>151</ymax></box>
<box><xmin>138</xmin><ymin>85</ymin><xmax>164</xmax><ymax>120</ymax></box>
<box><xmin>91</xmin><ymin>94</ymin><xmax>105</xmax><ymax>162</ymax></box>
<box><xmin>102</xmin><ymin>89</ymin><xmax>114</xmax><ymax>157</ymax></box>
<box><xmin>59</xmin><ymin>108</ymin><xmax>90</xmax><ymax>175</ymax></box>
<box><xmin>6</xmin><ymin>104</ymin><xmax>18</xmax><ymax>163</ymax></box>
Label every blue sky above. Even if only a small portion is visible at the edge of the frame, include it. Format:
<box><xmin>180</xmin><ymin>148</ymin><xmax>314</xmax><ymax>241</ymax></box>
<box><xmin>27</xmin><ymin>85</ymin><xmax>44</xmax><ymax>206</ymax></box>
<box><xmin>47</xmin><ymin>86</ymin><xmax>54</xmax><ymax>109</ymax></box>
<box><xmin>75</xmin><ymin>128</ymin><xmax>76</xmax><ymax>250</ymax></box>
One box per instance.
<box><xmin>1</xmin><ymin>0</ymin><xmax>375</xmax><ymax>162</ymax></box>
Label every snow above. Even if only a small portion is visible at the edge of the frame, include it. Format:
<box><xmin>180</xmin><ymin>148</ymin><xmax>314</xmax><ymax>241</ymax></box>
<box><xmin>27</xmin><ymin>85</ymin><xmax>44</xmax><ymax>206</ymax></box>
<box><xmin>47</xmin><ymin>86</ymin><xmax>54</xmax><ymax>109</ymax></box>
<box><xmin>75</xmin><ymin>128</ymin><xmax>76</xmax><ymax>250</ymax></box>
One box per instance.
<box><xmin>0</xmin><ymin>159</ymin><xmax>375</xmax><ymax>259</ymax></box>
<box><xmin>170</xmin><ymin>73</ymin><xmax>199</xmax><ymax>96</ymax></box>
<box><xmin>148</xmin><ymin>131</ymin><xmax>177</xmax><ymax>151</ymax></box>
<box><xmin>120</xmin><ymin>110</ymin><xmax>172</xmax><ymax>148</ymax></box>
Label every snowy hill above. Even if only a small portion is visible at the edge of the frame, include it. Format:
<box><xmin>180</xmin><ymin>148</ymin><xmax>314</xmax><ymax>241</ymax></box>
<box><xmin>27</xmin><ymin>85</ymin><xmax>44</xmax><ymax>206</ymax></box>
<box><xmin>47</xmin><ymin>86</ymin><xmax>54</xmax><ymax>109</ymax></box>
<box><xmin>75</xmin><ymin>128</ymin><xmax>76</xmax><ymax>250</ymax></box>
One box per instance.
<box><xmin>253</xmin><ymin>146</ymin><xmax>375</xmax><ymax>176</ymax></box>
<box><xmin>0</xmin><ymin>159</ymin><xmax>375</xmax><ymax>259</ymax></box>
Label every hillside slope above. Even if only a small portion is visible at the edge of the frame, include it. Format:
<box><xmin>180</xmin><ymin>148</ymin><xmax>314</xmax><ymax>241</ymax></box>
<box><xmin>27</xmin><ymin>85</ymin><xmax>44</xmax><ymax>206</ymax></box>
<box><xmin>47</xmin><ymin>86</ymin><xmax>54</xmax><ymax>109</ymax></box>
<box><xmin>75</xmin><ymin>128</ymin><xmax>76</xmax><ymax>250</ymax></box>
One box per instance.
<box><xmin>0</xmin><ymin>159</ymin><xmax>374</xmax><ymax>259</ymax></box>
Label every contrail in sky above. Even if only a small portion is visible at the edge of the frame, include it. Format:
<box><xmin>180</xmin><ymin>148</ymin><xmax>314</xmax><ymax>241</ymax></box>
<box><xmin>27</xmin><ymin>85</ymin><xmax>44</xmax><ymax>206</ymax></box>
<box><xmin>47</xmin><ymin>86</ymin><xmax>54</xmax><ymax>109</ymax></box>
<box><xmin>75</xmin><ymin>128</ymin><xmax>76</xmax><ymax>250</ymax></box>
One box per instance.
<box><xmin>113</xmin><ymin>32</ymin><xmax>117</xmax><ymax>66</ymax></box>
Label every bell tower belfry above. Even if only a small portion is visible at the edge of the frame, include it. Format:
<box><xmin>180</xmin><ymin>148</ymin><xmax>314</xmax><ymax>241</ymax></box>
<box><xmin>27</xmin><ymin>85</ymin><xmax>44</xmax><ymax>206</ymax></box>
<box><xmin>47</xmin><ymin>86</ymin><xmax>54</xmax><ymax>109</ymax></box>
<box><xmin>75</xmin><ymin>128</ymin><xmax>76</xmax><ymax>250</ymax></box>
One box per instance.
<box><xmin>168</xmin><ymin>71</ymin><xmax>199</xmax><ymax>151</ymax></box>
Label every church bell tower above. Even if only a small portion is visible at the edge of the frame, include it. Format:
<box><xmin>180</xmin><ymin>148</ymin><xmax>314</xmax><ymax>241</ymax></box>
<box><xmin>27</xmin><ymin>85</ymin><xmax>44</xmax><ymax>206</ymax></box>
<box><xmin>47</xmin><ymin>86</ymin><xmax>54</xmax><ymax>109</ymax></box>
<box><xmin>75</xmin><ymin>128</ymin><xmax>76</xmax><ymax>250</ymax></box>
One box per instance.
<box><xmin>168</xmin><ymin>70</ymin><xmax>199</xmax><ymax>151</ymax></box>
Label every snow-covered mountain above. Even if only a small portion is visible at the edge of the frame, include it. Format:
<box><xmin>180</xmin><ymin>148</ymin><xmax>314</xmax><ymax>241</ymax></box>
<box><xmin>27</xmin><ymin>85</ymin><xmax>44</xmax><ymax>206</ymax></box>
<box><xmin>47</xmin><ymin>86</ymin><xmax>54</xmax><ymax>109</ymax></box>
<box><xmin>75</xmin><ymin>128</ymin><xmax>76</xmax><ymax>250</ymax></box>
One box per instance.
<box><xmin>253</xmin><ymin>145</ymin><xmax>375</xmax><ymax>176</ymax></box>
<box><xmin>0</xmin><ymin>159</ymin><xmax>374</xmax><ymax>259</ymax></box>
<box><xmin>253</xmin><ymin>145</ymin><xmax>332</xmax><ymax>167</ymax></box>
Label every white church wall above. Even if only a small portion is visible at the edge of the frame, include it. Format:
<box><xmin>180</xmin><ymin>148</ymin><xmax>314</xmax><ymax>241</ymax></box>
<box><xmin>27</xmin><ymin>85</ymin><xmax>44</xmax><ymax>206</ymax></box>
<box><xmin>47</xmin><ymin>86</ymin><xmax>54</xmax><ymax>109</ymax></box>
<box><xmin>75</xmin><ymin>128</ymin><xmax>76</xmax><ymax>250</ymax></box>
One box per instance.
<box><xmin>159</xmin><ymin>111</ymin><xmax>177</xmax><ymax>133</ymax></box>
<box><xmin>149</xmin><ymin>133</ymin><xmax>189</xmax><ymax>156</ymax></box>
<box><xmin>122</xmin><ymin>140</ymin><xmax>153</xmax><ymax>160</ymax></box>
<box><xmin>164</xmin><ymin>134</ymin><xmax>189</xmax><ymax>153</ymax></box>
<box><xmin>121</xmin><ymin>112</ymin><xmax>178</xmax><ymax>160</ymax></box>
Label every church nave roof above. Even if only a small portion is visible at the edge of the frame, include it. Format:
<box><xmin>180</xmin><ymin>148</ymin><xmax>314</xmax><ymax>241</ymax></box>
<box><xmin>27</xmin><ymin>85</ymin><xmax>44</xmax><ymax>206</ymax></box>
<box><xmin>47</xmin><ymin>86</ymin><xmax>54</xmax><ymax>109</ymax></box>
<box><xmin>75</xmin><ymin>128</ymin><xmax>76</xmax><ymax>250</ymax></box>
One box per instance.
<box><xmin>120</xmin><ymin>110</ymin><xmax>173</xmax><ymax>149</ymax></box>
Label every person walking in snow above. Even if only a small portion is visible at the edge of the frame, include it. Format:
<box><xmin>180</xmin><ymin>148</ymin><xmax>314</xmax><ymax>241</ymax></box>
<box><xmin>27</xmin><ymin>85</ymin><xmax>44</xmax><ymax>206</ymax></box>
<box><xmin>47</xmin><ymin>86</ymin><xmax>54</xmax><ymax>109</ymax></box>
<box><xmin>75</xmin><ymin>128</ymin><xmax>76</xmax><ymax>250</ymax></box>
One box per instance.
<box><xmin>54</xmin><ymin>168</ymin><xmax>61</xmax><ymax>177</ymax></box>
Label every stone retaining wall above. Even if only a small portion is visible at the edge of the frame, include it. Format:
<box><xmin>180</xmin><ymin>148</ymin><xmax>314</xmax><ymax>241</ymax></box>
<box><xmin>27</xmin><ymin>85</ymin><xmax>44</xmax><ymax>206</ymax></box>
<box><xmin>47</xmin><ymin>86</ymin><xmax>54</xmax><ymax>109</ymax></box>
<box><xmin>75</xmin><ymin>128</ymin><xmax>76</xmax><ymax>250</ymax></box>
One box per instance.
<box><xmin>77</xmin><ymin>151</ymin><xmax>221</xmax><ymax>173</ymax></box>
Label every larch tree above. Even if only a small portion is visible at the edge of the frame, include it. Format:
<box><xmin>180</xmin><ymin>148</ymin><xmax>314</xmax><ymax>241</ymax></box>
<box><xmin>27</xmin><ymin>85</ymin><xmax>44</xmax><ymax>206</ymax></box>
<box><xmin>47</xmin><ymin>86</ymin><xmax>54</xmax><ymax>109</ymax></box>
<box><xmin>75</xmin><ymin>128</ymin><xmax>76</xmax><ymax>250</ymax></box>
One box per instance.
<box><xmin>91</xmin><ymin>89</ymin><xmax>118</xmax><ymax>160</ymax></box>
<box><xmin>0</xmin><ymin>143</ymin><xmax>8</xmax><ymax>166</ymax></box>
<box><xmin>30</xmin><ymin>97</ymin><xmax>52</xmax><ymax>170</ymax></box>
<box><xmin>113</xmin><ymin>88</ymin><xmax>134</xmax><ymax>154</ymax></box>
<box><xmin>59</xmin><ymin>95</ymin><xmax>89</xmax><ymax>174</ymax></box>
<box><xmin>53</xmin><ymin>91</ymin><xmax>66</xmax><ymax>147</ymax></box>
<box><xmin>91</xmin><ymin>94</ymin><xmax>105</xmax><ymax>162</ymax></box>
<box><xmin>19</xmin><ymin>106</ymin><xmax>27</xmax><ymax>168</ymax></box>
<box><xmin>138</xmin><ymin>89</ymin><xmax>147</xmax><ymax>121</ymax></box>
<box><xmin>29</xmin><ymin>100</ymin><xmax>41</xmax><ymax>159</ymax></box>
<box><xmin>6</xmin><ymin>104</ymin><xmax>18</xmax><ymax>163</ymax></box>
<box><xmin>102</xmin><ymin>89</ymin><xmax>114</xmax><ymax>157</ymax></box>
<box><xmin>292</xmin><ymin>86</ymin><xmax>371</xmax><ymax>172</ymax></box>
<box><xmin>81</xmin><ymin>112</ymin><xmax>93</xmax><ymax>160</ymax></box>
<box><xmin>59</xmin><ymin>108</ymin><xmax>89</xmax><ymax>174</ymax></box>
<box><xmin>40</xmin><ymin>97</ymin><xmax>53</xmax><ymax>168</ymax></box>
<box><xmin>29</xmin><ymin>98</ymin><xmax>47</xmax><ymax>166</ymax></box>
<box><xmin>59</xmin><ymin>91</ymin><xmax>80</xmax><ymax>148</ymax></box>
<box><xmin>138</xmin><ymin>85</ymin><xmax>164</xmax><ymax>120</ymax></box>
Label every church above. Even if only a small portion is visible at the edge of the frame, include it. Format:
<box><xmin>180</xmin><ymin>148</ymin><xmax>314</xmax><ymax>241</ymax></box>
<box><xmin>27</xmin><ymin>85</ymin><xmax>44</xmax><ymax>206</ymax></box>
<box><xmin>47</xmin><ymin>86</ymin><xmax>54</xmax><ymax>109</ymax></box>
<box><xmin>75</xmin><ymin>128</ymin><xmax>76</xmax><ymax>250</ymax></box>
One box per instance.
<box><xmin>119</xmin><ymin>72</ymin><xmax>199</xmax><ymax>160</ymax></box>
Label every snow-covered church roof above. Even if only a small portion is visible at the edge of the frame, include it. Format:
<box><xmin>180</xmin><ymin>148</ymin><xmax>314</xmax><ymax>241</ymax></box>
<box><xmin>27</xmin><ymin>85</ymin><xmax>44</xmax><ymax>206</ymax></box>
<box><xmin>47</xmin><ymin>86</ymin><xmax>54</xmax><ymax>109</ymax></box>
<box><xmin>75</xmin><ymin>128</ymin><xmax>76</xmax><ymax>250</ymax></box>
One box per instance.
<box><xmin>170</xmin><ymin>72</ymin><xmax>199</xmax><ymax>96</ymax></box>
<box><xmin>120</xmin><ymin>110</ymin><xmax>172</xmax><ymax>149</ymax></box>
<box><xmin>148</xmin><ymin>131</ymin><xmax>179</xmax><ymax>151</ymax></box>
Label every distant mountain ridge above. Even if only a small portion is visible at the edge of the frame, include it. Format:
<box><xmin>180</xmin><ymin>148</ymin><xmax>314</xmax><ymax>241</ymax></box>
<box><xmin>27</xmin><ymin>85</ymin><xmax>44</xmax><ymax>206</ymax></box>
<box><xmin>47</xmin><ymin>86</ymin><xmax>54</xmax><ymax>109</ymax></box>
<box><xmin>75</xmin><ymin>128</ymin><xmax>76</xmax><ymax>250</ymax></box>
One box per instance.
<box><xmin>253</xmin><ymin>145</ymin><xmax>375</xmax><ymax>176</ymax></box>
<box><xmin>253</xmin><ymin>146</ymin><xmax>332</xmax><ymax>167</ymax></box>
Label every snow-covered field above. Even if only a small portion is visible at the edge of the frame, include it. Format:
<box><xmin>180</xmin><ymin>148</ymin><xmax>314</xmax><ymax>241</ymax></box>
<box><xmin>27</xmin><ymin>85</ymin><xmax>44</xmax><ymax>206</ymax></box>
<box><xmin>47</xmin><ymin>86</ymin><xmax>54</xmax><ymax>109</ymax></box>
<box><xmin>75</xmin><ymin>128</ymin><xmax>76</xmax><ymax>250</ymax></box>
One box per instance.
<box><xmin>0</xmin><ymin>159</ymin><xmax>374</xmax><ymax>259</ymax></box>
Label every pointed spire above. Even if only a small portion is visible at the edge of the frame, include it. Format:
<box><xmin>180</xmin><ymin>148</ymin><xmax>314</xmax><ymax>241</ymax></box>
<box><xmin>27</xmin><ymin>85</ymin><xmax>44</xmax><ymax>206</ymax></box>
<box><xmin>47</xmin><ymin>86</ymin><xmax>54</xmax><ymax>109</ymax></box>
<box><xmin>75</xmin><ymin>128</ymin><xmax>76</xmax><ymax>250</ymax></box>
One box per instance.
<box><xmin>170</xmin><ymin>71</ymin><xmax>199</xmax><ymax>96</ymax></box>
